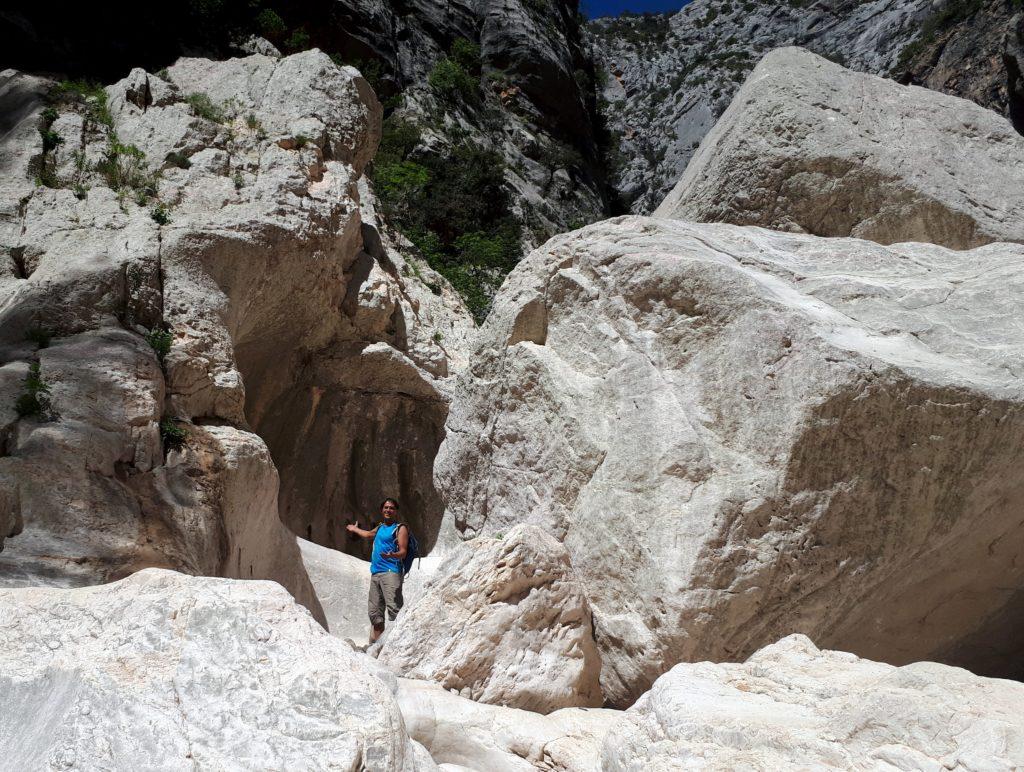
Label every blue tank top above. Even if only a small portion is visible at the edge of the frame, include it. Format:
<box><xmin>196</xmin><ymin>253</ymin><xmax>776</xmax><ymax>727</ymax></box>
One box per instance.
<box><xmin>370</xmin><ymin>522</ymin><xmax>402</xmax><ymax>574</ymax></box>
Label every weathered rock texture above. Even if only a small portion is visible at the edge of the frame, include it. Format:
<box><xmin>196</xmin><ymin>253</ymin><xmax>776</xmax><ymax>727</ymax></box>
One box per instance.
<box><xmin>379</xmin><ymin>524</ymin><xmax>603</xmax><ymax>713</ymax></box>
<box><xmin>436</xmin><ymin>216</ymin><xmax>1024</xmax><ymax>706</ymax></box>
<box><xmin>0</xmin><ymin>52</ymin><xmax>470</xmax><ymax>594</ymax></box>
<box><xmin>894</xmin><ymin>0</ymin><xmax>1024</xmax><ymax>133</ymax></box>
<box><xmin>298</xmin><ymin>536</ymin><xmax>371</xmax><ymax>643</ymax></box>
<box><xmin>0</xmin><ymin>569</ymin><xmax>432</xmax><ymax>770</ymax></box>
<box><xmin>590</xmin><ymin>0</ymin><xmax>1024</xmax><ymax>215</ymax></box>
<box><xmin>398</xmin><ymin>678</ymin><xmax>619</xmax><ymax>772</ymax></box>
<box><xmin>656</xmin><ymin>47</ymin><xmax>1024</xmax><ymax>249</ymax></box>
<box><xmin>589</xmin><ymin>0</ymin><xmax>935</xmax><ymax>213</ymax></box>
<box><xmin>605</xmin><ymin>634</ymin><xmax>1024</xmax><ymax>770</ymax></box>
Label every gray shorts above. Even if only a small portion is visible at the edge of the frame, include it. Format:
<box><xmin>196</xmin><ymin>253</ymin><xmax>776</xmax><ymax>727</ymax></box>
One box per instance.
<box><xmin>368</xmin><ymin>571</ymin><xmax>403</xmax><ymax>627</ymax></box>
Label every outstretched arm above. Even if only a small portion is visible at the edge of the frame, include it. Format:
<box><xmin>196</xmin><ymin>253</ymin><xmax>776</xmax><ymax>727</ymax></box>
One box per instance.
<box><xmin>382</xmin><ymin>526</ymin><xmax>409</xmax><ymax>559</ymax></box>
<box><xmin>346</xmin><ymin>522</ymin><xmax>379</xmax><ymax>539</ymax></box>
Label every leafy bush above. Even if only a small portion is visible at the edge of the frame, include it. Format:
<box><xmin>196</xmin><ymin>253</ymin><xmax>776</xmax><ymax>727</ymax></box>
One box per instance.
<box><xmin>185</xmin><ymin>92</ymin><xmax>225</xmax><ymax>123</ymax></box>
<box><xmin>256</xmin><ymin>8</ymin><xmax>286</xmax><ymax>37</ymax></box>
<box><xmin>428</xmin><ymin>58</ymin><xmax>479</xmax><ymax>105</ymax></box>
<box><xmin>539</xmin><ymin>141</ymin><xmax>584</xmax><ymax>171</ymax></box>
<box><xmin>15</xmin><ymin>362</ymin><xmax>52</xmax><ymax>419</ymax></box>
<box><xmin>284</xmin><ymin>28</ymin><xmax>311</xmax><ymax>53</ymax></box>
<box><xmin>145</xmin><ymin>328</ymin><xmax>173</xmax><ymax>360</ymax></box>
<box><xmin>371</xmin><ymin>116</ymin><xmax>521</xmax><ymax>321</ymax></box>
<box><xmin>96</xmin><ymin>140</ymin><xmax>154</xmax><ymax>196</ymax></box>
<box><xmin>375</xmin><ymin>160</ymin><xmax>430</xmax><ymax>211</ymax></box>
<box><xmin>150</xmin><ymin>203</ymin><xmax>171</xmax><ymax>224</ymax></box>
<box><xmin>160</xmin><ymin>417</ymin><xmax>188</xmax><ymax>449</ymax></box>
<box><xmin>52</xmin><ymin>80</ymin><xmax>112</xmax><ymax>128</ymax></box>
<box><xmin>451</xmin><ymin>38</ymin><xmax>482</xmax><ymax>75</ymax></box>
<box><xmin>38</xmin><ymin>128</ymin><xmax>62</xmax><ymax>153</ymax></box>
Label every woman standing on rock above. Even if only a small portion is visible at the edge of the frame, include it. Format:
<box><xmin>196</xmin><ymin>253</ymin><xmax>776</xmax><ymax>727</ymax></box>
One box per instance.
<box><xmin>346</xmin><ymin>498</ymin><xmax>409</xmax><ymax>643</ymax></box>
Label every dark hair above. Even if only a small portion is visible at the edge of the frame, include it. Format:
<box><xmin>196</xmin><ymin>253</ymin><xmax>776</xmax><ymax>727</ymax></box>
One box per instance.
<box><xmin>380</xmin><ymin>497</ymin><xmax>400</xmax><ymax>511</ymax></box>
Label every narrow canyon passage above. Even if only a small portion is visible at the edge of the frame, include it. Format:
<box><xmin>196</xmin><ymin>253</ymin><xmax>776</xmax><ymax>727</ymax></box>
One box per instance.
<box><xmin>251</xmin><ymin>365</ymin><xmax>449</xmax><ymax>561</ymax></box>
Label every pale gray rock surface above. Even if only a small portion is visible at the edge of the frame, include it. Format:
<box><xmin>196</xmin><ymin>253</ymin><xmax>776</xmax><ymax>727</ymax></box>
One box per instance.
<box><xmin>657</xmin><ymin>47</ymin><xmax>1024</xmax><ymax>249</ymax></box>
<box><xmin>436</xmin><ymin>216</ymin><xmax>1024</xmax><ymax>706</ymax></box>
<box><xmin>397</xmin><ymin>678</ymin><xmax>619</xmax><ymax>772</ymax></box>
<box><xmin>0</xmin><ymin>52</ymin><xmax>471</xmax><ymax>600</ymax></box>
<box><xmin>0</xmin><ymin>569</ymin><xmax>432</xmax><ymax>771</ymax></box>
<box><xmin>379</xmin><ymin>524</ymin><xmax>603</xmax><ymax>712</ymax></box>
<box><xmin>604</xmin><ymin>634</ymin><xmax>1024</xmax><ymax>770</ymax></box>
<box><xmin>298</xmin><ymin>537</ymin><xmax>372</xmax><ymax>643</ymax></box>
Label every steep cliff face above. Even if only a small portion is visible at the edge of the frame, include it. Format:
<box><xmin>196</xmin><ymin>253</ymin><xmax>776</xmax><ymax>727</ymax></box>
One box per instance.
<box><xmin>589</xmin><ymin>0</ymin><xmax>934</xmax><ymax>214</ymax></box>
<box><xmin>3</xmin><ymin>0</ymin><xmax>612</xmax><ymax>320</ymax></box>
<box><xmin>893</xmin><ymin>0</ymin><xmax>1024</xmax><ymax>133</ymax></box>
<box><xmin>0</xmin><ymin>52</ymin><xmax>471</xmax><ymax>592</ymax></box>
<box><xmin>590</xmin><ymin>0</ymin><xmax>1023</xmax><ymax>215</ymax></box>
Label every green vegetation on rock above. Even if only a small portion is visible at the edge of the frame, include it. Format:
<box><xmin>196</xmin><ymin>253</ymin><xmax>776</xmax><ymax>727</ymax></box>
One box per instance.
<box><xmin>160</xmin><ymin>417</ymin><xmax>188</xmax><ymax>450</ymax></box>
<box><xmin>15</xmin><ymin>362</ymin><xmax>52</xmax><ymax>419</ymax></box>
<box><xmin>895</xmin><ymin>0</ymin><xmax>983</xmax><ymax>71</ymax></box>
<box><xmin>185</xmin><ymin>92</ymin><xmax>226</xmax><ymax>123</ymax></box>
<box><xmin>372</xmin><ymin>115</ymin><xmax>520</xmax><ymax>321</ymax></box>
<box><xmin>428</xmin><ymin>57</ymin><xmax>480</xmax><ymax>106</ymax></box>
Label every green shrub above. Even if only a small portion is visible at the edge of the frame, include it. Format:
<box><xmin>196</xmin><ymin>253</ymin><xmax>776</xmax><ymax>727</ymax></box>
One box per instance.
<box><xmin>371</xmin><ymin>116</ymin><xmax>520</xmax><ymax>321</ymax></box>
<box><xmin>150</xmin><ymin>203</ymin><xmax>171</xmax><ymax>224</ymax></box>
<box><xmin>14</xmin><ymin>362</ymin><xmax>52</xmax><ymax>419</ymax></box>
<box><xmin>256</xmin><ymin>8</ymin><xmax>287</xmax><ymax>37</ymax></box>
<box><xmin>539</xmin><ymin>141</ymin><xmax>584</xmax><ymax>171</ymax></box>
<box><xmin>160</xmin><ymin>417</ymin><xmax>188</xmax><ymax>449</ymax></box>
<box><xmin>294</xmin><ymin>134</ymin><xmax>310</xmax><ymax>149</ymax></box>
<box><xmin>36</xmin><ymin>128</ymin><xmax>63</xmax><ymax>175</ymax></box>
<box><xmin>145</xmin><ymin>328</ymin><xmax>173</xmax><ymax>360</ymax></box>
<box><xmin>185</xmin><ymin>92</ymin><xmax>225</xmax><ymax>123</ymax></box>
<box><xmin>428</xmin><ymin>57</ymin><xmax>479</xmax><ymax>105</ymax></box>
<box><xmin>233</xmin><ymin>170</ymin><xmax>244</xmax><ymax>190</ymax></box>
<box><xmin>451</xmin><ymin>38</ymin><xmax>482</xmax><ymax>75</ymax></box>
<box><xmin>284</xmin><ymin>28</ymin><xmax>311</xmax><ymax>53</ymax></box>
<box><xmin>375</xmin><ymin>160</ymin><xmax>431</xmax><ymax>207</ymax></box>
<box><xmin>52</xmin><ymin>80</ymin><xmax>112</xmax><ymax>128</ymax></box>
<box><xmin>97</xmin><ymin>140</ymin><xmax>154</xmax><ymax>196</ymax></box>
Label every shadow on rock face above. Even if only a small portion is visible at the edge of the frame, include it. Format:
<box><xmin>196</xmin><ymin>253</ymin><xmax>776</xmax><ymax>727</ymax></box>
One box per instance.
<box><xmin>250</xmin><ymin>349</ymin><xmax>449</xmax><ymax>561</ymax></box>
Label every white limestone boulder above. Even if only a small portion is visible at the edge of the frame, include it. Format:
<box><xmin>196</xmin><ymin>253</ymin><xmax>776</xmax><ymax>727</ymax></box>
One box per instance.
<box><xmin>398</xmin><ymin>678</ymin><xmax>619</xmax><ymax>772</ymax></box>
<box><xmin>0</xmin><ymin>569</ymin><xmax>433</xmax><ymax>770</ymax></box>
<box><xmin>603</xmin><ymin>634</ymin><xmax>1024</xmax><ymax>770</ymax></box>
<box><xmin>435</xmin><ymin>216</ymin><xmax>1024</xmax><ymax>706</ymax></box>
<box><xmin>656</xmin><ymin>47</ymin><xmax>1024</xmax><ymax>249</ymax></box>
<box><xmin>298</xmin><ymin>537</ymin><xmax>372</xmax><ymax>643</ymax></box>
<box><xmin>379</xmin><ymin>524</ymin><xmax>603</xmax><ymax>712</ymax></box>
